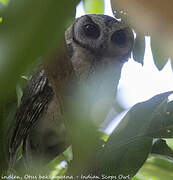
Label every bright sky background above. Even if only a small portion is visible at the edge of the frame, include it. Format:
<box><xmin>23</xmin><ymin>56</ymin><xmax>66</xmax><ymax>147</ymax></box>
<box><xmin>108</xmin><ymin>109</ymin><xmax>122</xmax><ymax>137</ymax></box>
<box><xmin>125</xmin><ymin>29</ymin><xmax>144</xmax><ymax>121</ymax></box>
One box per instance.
<box><xmin>76</xmin><ymin>0</ymin><xmax>173</xmax><ymax>110</ymax></box>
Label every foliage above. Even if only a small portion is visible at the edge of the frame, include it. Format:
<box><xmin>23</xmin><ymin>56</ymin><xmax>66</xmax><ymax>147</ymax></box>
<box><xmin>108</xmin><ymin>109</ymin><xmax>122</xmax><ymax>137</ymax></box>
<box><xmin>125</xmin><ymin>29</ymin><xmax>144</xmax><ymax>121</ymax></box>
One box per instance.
<box><xmin>0</xmin><ymin>0</ymin><xmax>79</xmax><ymax>96</ymax></box>
<box><xmin>83</xmin><ymin>0</ymin><xmax>104</xmax><ymax>14</ymax></box>
<box><xmin>0</xmin><ymin>0</ymin><xmax>173</xmax><ymax>180</ymax></box>
<box><xmin>98</xmin><ymin>92</ymin><xmax>173</xmax><ymax>178</ymax></box>
<box><xmin>0</xmin><ymin>0</ymin><xmax>80</xmax><ymax>175</ymax></box>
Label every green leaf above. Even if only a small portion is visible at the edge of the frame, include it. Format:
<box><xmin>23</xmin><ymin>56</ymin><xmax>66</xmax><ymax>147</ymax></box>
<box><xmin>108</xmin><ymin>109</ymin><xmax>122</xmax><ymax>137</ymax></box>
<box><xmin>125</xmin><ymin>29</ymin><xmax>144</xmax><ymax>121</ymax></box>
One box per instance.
<box><xmin>83</xmin><ymin>0</ymin><xmax>104</xmax><ymax>14</ymax></box>
<box><xmin>167</xmin><ymin>139</ymin><xmax>173</xmax><ymax>149</ymax></box>
<box><xmin>0</xmin><ymin>0</ymin><xmax>79</xmax><ymax>96</ymax></box>
<box><xmin>151</xmin><ymin>37</ymin><xmax>169</xmax><ymax>70</ymax></box>
<box><xmin>16</xmin><ymin>84</ymin><xmax>23</xmax><ymax>107</ymax></box>
<box><xmin>43</xmin><ymin>154</ymin><xmax>67</xmax><ymax>177</ymax></box>
<box><xmin>133</xmin><ymin>32</ymin><xmax>145</xmax><ymax>65</ymax></box>
<box><xmin>99</xmin><ymin>137</ymin><xmax>152</xmax><ymax>178</ymax></box>
<box><xmin>97</xmin><ymin>91</ymin><xmax>173</xmax><ymax>178</ymax></box>
<box><xmin>136</xmin><ymin>157</ymin><xmax>173</xmax><ymax>180</ymax></box>
<box><xmin>147</xmin><ymin>97</ymin><xmax>173</xmax><ymax>138</ymax></box>
<box><xmin>63</xmin><ymin>146</ymin><xmax>73</xmax><ymax>163</ymax></box>
<box><xmin>151</xmin><ymin>139</ymin><xmax>173</xmax><ymax>162</ymax></box>
<box><xmin>132</xmin><ymin>177</ymin><xmax>140</xmax><ymax>180</ymax></box>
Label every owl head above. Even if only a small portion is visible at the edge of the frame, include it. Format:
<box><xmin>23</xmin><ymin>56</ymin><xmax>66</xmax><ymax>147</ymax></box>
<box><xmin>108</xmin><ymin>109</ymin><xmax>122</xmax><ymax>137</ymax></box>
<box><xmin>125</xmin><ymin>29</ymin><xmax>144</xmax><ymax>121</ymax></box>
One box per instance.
<box><xmin>65</xmin><ymin>14</ymin><xmax>134</xmax><ymax>79</ymax></box>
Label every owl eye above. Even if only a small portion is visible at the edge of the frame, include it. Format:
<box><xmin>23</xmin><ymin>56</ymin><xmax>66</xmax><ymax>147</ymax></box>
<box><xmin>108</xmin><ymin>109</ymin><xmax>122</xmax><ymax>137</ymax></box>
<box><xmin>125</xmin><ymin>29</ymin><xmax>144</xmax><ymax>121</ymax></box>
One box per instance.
<box><xmin>111</xmin><ymin>30</ymin><xmax>127</xmax><ymax>45</ymax></box>
<box><xmin>83</xmin><ymin>24</ymin><xmax>100</xmax><ymax>39</ymax></box>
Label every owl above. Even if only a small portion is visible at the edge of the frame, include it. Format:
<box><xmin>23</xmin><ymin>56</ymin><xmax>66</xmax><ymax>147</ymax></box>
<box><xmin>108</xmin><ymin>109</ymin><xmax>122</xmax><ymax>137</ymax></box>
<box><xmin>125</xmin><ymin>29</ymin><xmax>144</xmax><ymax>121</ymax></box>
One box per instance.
<box><xmin>9</xmin><ymin>14</ymin><xmax>134</xmax><ymax>168</ymax></box>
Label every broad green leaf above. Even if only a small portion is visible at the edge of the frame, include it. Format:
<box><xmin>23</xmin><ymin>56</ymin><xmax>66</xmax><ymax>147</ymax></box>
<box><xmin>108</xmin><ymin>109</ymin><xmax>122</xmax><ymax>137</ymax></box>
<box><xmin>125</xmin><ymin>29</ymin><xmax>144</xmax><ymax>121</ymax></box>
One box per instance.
<box><xmin>133</xmin><ymin>32</ymin><xmax>145</xmax><ymax>65</ymax></box>
<box><xmin>97</xmin><ymin>91</ymin><xmax>173</xmax><ymax>178</ymax></box>
<box><xmin>0</xmin><ymin>0</ymin><xmax>79</xmax><ymax>96</ymax></box>
<box><xmin>147</xmin><ymin>98</ymin><xmax>173</xmax><ymax>138</ymax></box>
<box><xmin>43</xmin><ymin>154</ymin><xmax>67</xmax><ymax>178</ymax></box>
<box><xmin>110</xmin><ymin>91</ymin><xmax>173</xmax><ymax>142</ymax></box>
<box><xmin>99</xmin><ymin>137</ymin><xmax>152</xmax><ymax>178</ymax></box>
<box><xmin>151</xmin><ymin>139</ymin><xmax>173</xmax><ymax>162</ymax></box>
<box><xmin>135</xmin><ymin>157</ymin><xmax>173</xmax><ymax>180</ymax></box>
<box><xmin>83</xmin><ymin>0</ymin><xmax>104</xmax><ymax>14</ymax></box>
<box><xmin>151</xmin><ymin>37</ymin><xmax>169</xmax><ymax>70</ymax></box>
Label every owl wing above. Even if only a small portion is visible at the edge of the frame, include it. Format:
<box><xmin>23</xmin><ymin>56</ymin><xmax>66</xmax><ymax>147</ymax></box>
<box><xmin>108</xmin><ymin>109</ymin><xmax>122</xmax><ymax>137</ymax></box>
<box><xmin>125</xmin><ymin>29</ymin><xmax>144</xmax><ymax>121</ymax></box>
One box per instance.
<box><xmin>9</xmin><ymin>67</ymin><xmax>53</xmax><ymax>167</ymax></box>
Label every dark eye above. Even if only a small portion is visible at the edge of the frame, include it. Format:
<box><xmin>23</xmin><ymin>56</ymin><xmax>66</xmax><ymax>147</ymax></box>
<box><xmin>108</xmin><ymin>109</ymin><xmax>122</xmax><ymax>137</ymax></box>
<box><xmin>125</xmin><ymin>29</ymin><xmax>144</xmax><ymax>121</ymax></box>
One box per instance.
<box><xmin>111</xmin><ymin>30</ymin><xmax>127</xmax><ymax>45</ymax></box>
<box><xmin>83</xmin><ymin>24</ymin><xmax>100</xmax><ymax>39</ymax></box>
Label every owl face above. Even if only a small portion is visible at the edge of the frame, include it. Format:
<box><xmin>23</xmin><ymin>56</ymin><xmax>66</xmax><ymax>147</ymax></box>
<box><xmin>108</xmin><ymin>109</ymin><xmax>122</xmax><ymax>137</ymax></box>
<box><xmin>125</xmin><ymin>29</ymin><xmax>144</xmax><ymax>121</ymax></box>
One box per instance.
<box><xmin>65</xmin><ymin>14</ymin><xmax>134</xmax><ymax>80</ymax></box>
<box><xmin>72</xmin><ymin>14</ymin><xmax>134</xmax><ymax>59</ymax></box>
